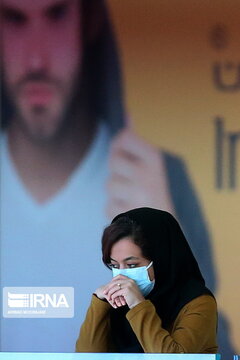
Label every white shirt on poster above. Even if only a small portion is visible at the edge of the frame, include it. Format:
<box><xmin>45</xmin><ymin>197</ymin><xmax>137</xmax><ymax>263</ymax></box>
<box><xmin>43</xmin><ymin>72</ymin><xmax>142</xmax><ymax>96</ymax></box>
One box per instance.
<box><xmin>0</xmin><ymin>122</ymin><xmax>112</xmax><ymax>352</ymax></box>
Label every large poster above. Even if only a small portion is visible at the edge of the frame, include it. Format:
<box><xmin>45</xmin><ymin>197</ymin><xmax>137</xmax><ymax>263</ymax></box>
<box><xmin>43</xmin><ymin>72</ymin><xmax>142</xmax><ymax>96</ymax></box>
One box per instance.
<box><xmin>108</xmin><ymin>0</ymin><xmax>240</xmax><ymax>356</ymax></box>
<box><xmin>1</xmin><ymin>0</ymin><xmax>239</xmax><ymax>358</ymax></box>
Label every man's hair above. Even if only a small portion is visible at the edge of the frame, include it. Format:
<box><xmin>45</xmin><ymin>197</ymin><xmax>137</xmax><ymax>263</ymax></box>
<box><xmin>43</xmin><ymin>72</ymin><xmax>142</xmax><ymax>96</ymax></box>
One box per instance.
<box><xmin>1</xmin><ymin>0</ymin><xmax>124</xmax><ymax>134</ymax></box>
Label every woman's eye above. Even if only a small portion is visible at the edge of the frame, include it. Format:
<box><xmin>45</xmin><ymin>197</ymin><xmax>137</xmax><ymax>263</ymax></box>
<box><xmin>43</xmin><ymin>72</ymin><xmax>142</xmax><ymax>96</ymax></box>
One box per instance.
<box><xmin>127</xmin><ymin>264</ymin><xmax>138</xmax><ymax>268</ymax></box>
<box><xmin>109</xmin><ymin>263</ymin><xmax>119</xmax><ymax>269</ymax></box>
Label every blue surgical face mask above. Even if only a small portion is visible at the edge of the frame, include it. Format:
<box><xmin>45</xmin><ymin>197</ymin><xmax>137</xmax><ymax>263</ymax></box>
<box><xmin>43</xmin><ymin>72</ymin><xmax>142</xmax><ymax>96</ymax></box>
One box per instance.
<box><xmin>112</xmin><ymin>261</ymin><xmax>155</xmax><ymax>297</ymax></box>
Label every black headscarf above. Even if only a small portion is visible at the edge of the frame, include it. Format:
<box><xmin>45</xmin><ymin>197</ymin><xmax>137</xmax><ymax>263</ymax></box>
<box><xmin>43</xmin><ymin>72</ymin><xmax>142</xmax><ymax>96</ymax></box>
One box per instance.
<box><xmin>110</xmin><ymin>207</ymin><xmax>214</xmax><ymax>352</ymax></box>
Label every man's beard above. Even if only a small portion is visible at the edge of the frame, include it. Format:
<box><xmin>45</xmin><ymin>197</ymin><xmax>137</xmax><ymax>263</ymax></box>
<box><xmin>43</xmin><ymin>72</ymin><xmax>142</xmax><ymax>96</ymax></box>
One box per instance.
<box><xmin>4</xmin><ymin>69</ymin><xmax>84</xmax><ymax>144</ymax></box>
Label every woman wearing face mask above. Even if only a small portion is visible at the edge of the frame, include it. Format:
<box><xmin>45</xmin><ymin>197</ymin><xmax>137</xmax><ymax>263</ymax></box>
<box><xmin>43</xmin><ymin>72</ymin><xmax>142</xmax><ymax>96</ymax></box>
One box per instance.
<box><xmin>75</xmin><ymin>207</ymin><xmax>218</xmax><ymax>353</ymax></box>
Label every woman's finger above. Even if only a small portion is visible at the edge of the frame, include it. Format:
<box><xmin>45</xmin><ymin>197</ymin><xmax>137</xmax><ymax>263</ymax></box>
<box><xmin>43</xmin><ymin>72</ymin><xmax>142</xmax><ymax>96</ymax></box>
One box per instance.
<box><xmin>104</xmin><ymin>280</ymin><xmax>123</xmax><ymax>297</ymax></box>
<box><xmin>106</xmin><ymin>285</ymin><xmax>122</xmax><ymax>301</ymax></box>
<box><xmin>119</xmin><ymin>295</ymin><xmax>126</xmax><ymax>306</ymax></box>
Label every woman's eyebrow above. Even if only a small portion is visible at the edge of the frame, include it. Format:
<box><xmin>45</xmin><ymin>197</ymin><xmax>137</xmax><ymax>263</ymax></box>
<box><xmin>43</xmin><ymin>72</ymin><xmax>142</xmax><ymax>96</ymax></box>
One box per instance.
<box><xmin>124</xmin><ymin>256</ymin><xmax>140</xmax><ymax>261</ymax></box>
<box><xmin>110</xmin><ymin>256</ymin><xmax>140</xmax><ymax>262</ymax></box>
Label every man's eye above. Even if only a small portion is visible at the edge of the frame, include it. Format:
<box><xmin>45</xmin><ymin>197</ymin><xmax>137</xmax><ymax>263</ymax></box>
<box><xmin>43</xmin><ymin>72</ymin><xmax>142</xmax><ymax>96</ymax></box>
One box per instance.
<box><xmin>2</xmin><ymin>8</ymin><xmax>27</xmax><ymax>26</ymax></box>
<box><xmin>46</xmin><ymin>3</ymin><xmax>69</xmax><ymax>22</ymax></box>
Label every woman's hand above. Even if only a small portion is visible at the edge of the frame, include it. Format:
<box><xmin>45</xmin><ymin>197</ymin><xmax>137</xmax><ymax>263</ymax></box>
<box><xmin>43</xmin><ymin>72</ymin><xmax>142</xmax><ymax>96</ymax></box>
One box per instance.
<box><xmin>103</xmin><ymin>274</ymin><xmax>145</xmax><ymax>309</ymax></box>
<box><xmin>94</xmin><ymin>282</ymin><xmax>127</xmax><ymax>307</ymax></box>
<box><xmin>94</xmin><ymin>284</ymin><xmax>108</xmax><ymax>300</ymax></box>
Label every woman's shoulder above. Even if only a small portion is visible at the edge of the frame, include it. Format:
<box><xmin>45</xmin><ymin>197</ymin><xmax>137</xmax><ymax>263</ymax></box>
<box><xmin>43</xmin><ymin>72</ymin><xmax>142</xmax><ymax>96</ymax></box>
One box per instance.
<box><xmin>180</xmin><ymin>294</ymin><xmax>217</xmax><ymax>315</ymax></box>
